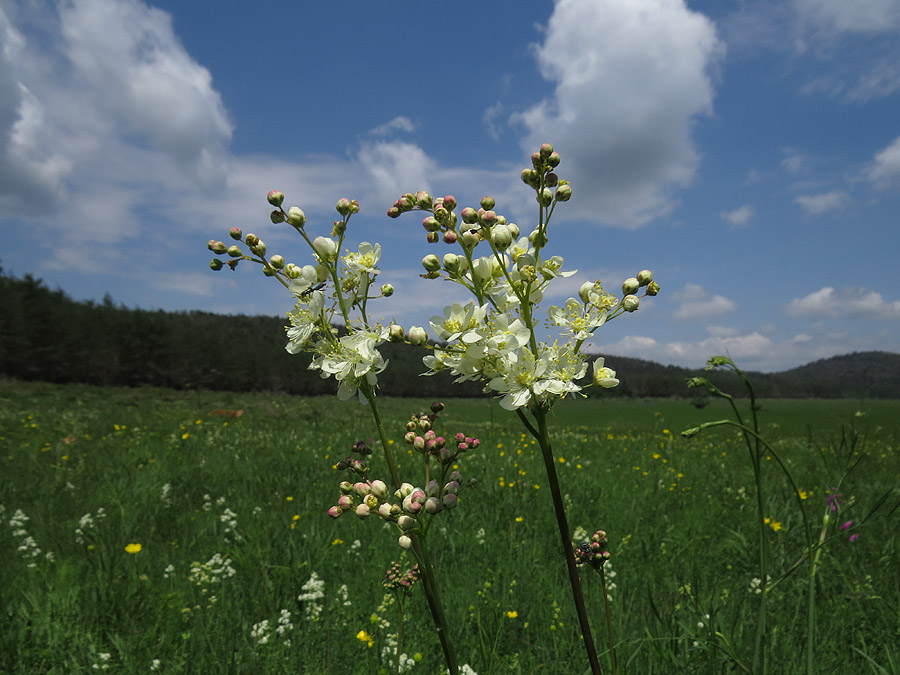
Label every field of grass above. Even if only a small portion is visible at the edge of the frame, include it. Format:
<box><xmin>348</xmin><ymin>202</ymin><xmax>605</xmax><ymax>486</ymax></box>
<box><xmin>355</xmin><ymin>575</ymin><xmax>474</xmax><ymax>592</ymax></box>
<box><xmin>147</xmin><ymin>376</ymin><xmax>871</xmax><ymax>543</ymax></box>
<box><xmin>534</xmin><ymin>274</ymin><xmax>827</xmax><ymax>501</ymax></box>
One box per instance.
<box><xmin>2</xmin><ymin>379</ymin><xmax>898</xmax><ymax>674</ymax></box>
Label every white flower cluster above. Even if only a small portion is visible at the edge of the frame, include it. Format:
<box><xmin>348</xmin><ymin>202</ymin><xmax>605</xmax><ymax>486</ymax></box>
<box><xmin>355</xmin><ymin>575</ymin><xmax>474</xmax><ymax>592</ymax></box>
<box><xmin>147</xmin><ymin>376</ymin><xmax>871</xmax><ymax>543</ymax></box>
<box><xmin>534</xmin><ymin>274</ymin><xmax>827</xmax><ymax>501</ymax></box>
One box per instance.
<box><xmin>298</xmin><ymin>571</ymin><xmax>325</xmax><ymax>621</ymax></box>
<box><xmin>75</xmin><ymin>507</ymin><xmax>106</xmax><ymax>544</ymax></box>
<box><xmin>251</xmin><ymin>609</ymin><xmax>294</xmax><ymax>647</ymax></box>
<box><xmin>188</xmin><ymin>553</ymin><xmax>236</xmax><ymax>586</ymax></box>
<box><xmin>8</xmin><ymin>508</ymin><xmax>53</xmax><ymax>567</ymax></box>
<box><xmin>381</xmin><ymin>633</ymin><xmax>418</xmax><ymax>673</ymax></box>
<box><xmin>91</xmin><ymin>652</ymin><xmax>111</xmax><ymax>671</ymax></box>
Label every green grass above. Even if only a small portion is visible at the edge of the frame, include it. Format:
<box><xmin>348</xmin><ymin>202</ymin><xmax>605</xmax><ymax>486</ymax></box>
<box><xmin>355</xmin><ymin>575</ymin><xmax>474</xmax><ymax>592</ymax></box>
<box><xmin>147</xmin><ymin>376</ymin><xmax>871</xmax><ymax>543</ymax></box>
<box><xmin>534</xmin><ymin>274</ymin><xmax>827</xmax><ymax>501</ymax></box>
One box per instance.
<box><xmin>2</xmin><ymin>379</ymin><xmax>898</xmax><ymax>674</ymax></box>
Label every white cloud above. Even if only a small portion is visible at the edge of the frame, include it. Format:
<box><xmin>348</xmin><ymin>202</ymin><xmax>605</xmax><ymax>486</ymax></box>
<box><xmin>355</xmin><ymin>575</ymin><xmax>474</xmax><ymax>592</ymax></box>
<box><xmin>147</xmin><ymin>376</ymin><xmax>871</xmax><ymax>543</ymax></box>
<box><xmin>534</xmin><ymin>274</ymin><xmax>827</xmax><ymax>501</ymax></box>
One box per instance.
<box><xmin>868</xmin><ymin>135</ymin><xmax>900</xmax><ymax>187</ymax></box>
<box><xmin>672</xmin><ymin>283</ymin><xmax>736</xmax><ymax>319</ymax></box>
<box><xmin>794</xmin><ymin>190</ymin><xmax>848</xmax><ymax>214</ymax></box>
<box><xmin>369</xmin><ymin>116</ymin><xmax>416</xmax><ymax>137</ymax></box>
<box><xmin>598</xmin><ymin>331</ymin><xmax>774</xmax><ymax>369</ymax></box>
<box><xmin>513</xmin><ymin>0</ymin><xmax>724</xmax><ymax>228</ymax></box>
<box><xmin>786</xmin><ymin>287</ymin><xmax>900</xmax><ymax>319</ymax></box>
<box><xmin>793</xmin><ymin>0</ymin><xmax>900</xmax><ymax>36</ymax></box>
<box><xmin>721</xmin><ymin>204</ymin><xmax>754</xmax><ymax>226</ymax></box>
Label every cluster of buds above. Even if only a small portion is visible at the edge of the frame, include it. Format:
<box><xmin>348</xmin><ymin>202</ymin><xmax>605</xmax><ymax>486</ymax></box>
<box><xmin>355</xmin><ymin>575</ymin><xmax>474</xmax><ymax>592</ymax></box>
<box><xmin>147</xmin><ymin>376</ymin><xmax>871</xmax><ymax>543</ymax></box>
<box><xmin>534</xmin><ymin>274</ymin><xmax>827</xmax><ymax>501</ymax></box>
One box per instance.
<box><xmin>383</xmin><ymin>561</ymin><xmax>421</xmax><ymax>592</ymax></box>
<box><xmin>388</xmin><ymin>192</ymin><xmax>460</xmax><ymax>247</ymax></box>
<box><xmin>574</xmin><ymin>529</ymin><xmax>611</xmax><ymax>570</ymax></box>
<box><xmin>327</xmin><ymin>403</ymin><xmax>479</xmax><ymax>548</ymax></box>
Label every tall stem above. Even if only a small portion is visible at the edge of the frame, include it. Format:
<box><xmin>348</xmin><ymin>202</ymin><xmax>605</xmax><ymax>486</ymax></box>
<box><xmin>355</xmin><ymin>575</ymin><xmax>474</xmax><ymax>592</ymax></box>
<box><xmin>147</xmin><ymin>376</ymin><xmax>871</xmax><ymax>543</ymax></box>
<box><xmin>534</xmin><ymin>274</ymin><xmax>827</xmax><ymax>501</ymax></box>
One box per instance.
<box><xmin>363</xmin><ymin>386</ymin><xmax>457</xmax><ymax>674</ymax></box>
<box><xmin>533</xmin><ymin>406</ymin><xmax>603</xmax><ymax>675</ymax></box>
<box><xmin>598</xmin><ymin>566</ymin><xmax>617</xmax><ymax>675</ymax></box>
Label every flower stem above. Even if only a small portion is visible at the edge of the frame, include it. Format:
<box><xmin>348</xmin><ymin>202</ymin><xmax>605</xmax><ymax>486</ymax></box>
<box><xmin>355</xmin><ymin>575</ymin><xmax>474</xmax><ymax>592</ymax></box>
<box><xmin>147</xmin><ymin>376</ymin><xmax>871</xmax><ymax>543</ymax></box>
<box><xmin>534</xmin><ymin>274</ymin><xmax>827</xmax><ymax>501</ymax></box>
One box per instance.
<box><xmin>598</xmin><ymin>565</ymin><xmax>617</xmax><ymax>675</ymax></box>
<box><xmin>531</xmin><ymin>406</ymin><xmax>603</xmax><ymax>675</ymax></box>
<box><xmin>363</xmin><ymin>385</ymin><xmax>457</xmax><ymax>674</ymax></box>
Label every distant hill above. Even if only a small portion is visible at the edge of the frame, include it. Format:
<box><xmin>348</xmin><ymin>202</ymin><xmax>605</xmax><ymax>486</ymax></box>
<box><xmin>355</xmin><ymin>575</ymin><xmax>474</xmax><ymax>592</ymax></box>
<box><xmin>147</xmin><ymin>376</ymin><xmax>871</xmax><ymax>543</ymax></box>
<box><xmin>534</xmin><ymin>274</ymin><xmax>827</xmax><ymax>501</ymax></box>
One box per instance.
<box><xmin>1</xmin><ymin>268</ymin><xmax>898</xmax><ymax>398</ymax></box>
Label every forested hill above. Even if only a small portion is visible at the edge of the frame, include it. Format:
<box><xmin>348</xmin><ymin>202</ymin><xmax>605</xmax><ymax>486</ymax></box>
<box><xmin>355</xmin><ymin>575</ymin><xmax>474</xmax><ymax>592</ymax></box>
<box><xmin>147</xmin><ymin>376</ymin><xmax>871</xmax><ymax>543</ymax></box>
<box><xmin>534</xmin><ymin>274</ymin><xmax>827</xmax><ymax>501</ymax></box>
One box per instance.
<box><xmin>2</xmin><ymin>269</ymin><xmax>898</xmax><ymax>398</ymax></box>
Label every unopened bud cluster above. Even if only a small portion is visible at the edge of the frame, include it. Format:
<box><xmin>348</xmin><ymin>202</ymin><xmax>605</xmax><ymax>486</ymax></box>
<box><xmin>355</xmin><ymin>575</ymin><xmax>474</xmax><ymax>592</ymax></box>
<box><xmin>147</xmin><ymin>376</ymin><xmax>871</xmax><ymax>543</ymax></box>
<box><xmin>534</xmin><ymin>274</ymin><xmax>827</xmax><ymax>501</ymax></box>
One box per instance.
<box><xmin>327</xmin><ymin>403</ymin><xmax>479</xmax><ymax>548</ymax></box>
<box><xmin>383</xmin><ymin>561</ymin><xmax>421</xmax><ymax>592</ymax></box>
<box><xmin>573</xmin><ymin>529</ymin><xmax>611</xmax><ymax>570</ymax></box>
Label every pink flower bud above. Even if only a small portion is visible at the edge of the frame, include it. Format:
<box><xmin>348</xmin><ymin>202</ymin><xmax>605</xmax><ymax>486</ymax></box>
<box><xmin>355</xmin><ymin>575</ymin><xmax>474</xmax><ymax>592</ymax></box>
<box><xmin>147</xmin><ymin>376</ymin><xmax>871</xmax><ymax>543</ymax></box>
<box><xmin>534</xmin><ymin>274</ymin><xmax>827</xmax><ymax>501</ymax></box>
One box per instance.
<box><xmin>335</xmin><ymin>198</ymin><xmax>352</xmax><ymax>216</ymax></box>
<box><xmin>540</xmin><ymin>143</ymin><xmax>554</xmax><ymax>158</ymax></box>
<box><xmin>328</xmin><ymin>506</ymin><xmax>342</xmax><ymax>519</ymax></box>
<box><xmin>416</xmin><ymin>191</ymin><xmax>432</xmax><ymax>208</ymax></box>
<box><xmin>267</xmin><ymin>190</ymin><xmax>284</xmax><ymax>207</ymax></box>
<box><xmin>422</xmin><ymin>216</ymin><xmax>440</xmax><ymax>232</ymax></box>
<box><xmin>355</xmin><ymin>504</ymin><xmax>370</xmax><ymax>519</ymax></box>
<box><xmin>387</xmin><ymin>206</ymin><xmax>401</xmax><ymax>218</ymax></box>
<box><xmin>443</xmin><ymin>230</ymin><xmax>458</xmax><ymax>244</ymax></box>
<box><xmin>378</xmin><ymin>503</ymin><xmax>393</xmax><ymax>519</ymax></box>
<box><xmin>455</xmin><ymin>432</ymin><xmax>466</xmax><ymax>443</ymax></box>
<box><xmin>370</xmin><ymin>480</ymin><xmax>388</xmax><ymax>498</ymax></box>
<box><xmin>480</xmin><ymin>196</ymin><xmax>495</xmax><ymax>210</ymax></box>
<box><xmin>841</xmin><ymin>520</ymin><xmax>853</xmax><ymax>530</ymax></box>
<box><xmin>442</xmin><ymin>493</ymin><xmax>458</xmax><ymax>509</ymax></box>
<box><xmin>353</xmin><ymin>482</ymin><xmax>371</xmax><ymax>497</ymax></box>
<box><xmin>555</xmin><ymin>184</ymin><xmax>572</xmax><ymax>202</ymax></box>
<box><xmin>337</xmin><ymin>495</ymin><xmax>353</xmax><ymax>509</ymax></box>
<box><xmin>229</xmin><ymin>227</ymin><xmax>242</xmax><ymax>240</ymax></box>
<box><xmin>443</xmin><ymin>195</ymin><xmax>457</xmax><ymax>210</ymax></box>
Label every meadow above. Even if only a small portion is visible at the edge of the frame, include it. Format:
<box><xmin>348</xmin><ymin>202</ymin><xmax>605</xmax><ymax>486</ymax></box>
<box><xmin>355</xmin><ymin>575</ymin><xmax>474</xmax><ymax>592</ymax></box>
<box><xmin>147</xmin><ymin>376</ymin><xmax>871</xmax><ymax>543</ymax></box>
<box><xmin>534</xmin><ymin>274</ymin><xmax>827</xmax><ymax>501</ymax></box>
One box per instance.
<box><xmin>2</xmin><ymin>379</ymin><xmax>898</xmax><ymax>674</ymax></box>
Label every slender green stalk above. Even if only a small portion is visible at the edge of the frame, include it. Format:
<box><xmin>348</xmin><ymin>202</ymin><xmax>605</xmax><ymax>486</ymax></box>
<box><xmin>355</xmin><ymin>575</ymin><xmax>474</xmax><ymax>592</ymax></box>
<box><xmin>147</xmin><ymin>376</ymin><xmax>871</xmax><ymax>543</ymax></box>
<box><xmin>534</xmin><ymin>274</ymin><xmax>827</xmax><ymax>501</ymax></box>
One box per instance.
<box><xmin>530</xmin><ymin>406</ymin><xmax>603</xmax><ymax>675</ymax></box>
<box><xmin>598</xmin><ymin>565</ymin><xmax>617</xmax><ymax>675</ymax></box>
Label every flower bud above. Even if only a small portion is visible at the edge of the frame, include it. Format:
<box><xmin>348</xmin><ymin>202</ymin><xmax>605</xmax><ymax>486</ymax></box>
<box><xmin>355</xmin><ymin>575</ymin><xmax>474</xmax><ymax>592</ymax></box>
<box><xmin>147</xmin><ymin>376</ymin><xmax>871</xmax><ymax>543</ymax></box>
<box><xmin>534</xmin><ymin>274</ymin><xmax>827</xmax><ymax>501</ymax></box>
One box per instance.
<box><xmin>443</xmin><ymin>230</ymin><xmax>458</xmax><ymax>245</ymax></box>
<box><xmin>545</xmin><ymin>172</ymin><xmax>558</xmax><ymax>187</ymax></box>
<box><xmin>381</xmin><ymin>283</ymin><xmax>394</xmax><ymax>297</ymax></box>
<box><xmin>355</xmin><ymin>504</ymin><xmax>370</xmax><ymax>519</ymax></box>
<box><xmin>443</xmin><ymin>253</ymin><xmax>462</xmax><ymax>274</ymax></box>
<box><xmin>378</xmin><ymin>503</ymin><xmax>393</xmax><ymax>519</ymax></box>
<box><xmin>396</xmin><ymin>483</ymin><xmax>414</xmax><ymax>499</ymax></box>
<box><xmin>226</xmin><ymin>245</ymin><xmax>242</xmax><ymax>258</ymax></box>
<box><xmin>422</xmin><ymin>254</ymin><xmax>441</xmax><ymax>272</ymax></box>
<box><xmin>422</xmin><ymin>216</ymin><xmax>440</xmax><ymax>232</ymax></box>
<box><xmin>443</xmin><ymin>481</ymin><xmax>459</xmax><ymax>495</ymax></box>
<box><xmin>622</xmin><ymin>295</ymin><xmax>640</xmax><ymax>312</ymax></box>
<box><xmin>364</xmin><ymin>494</ymin><xmax>379</xmax><ymax>509</ymax></box>
<box><xmin>269</xmin><ymin>255</ymin><xmax>285</xmax><ymax>269</ymax></box>
<box><xmin>491</xmin><ymin>224</ymin><xmax>513</xmax><ymax>251</ymax></box>
<box><xmin>425</xmin><ymin>497</ymin><xmax>442</xmax><ymax>514</ymax></box>
<box><xmin>389</xmin><ymin>325</ymin><xmax>406</xmax><ymax>342</ymax></box>
<box><xmin>337</xmin><ymin>495</ymin><xmax>353</xmax><ymax>509</ymax></box>
<box><xmin>398</xmin><ymin>515</ymin><xmax>416</xmax><ymax>531</ymax></box>
<box><xmin>547</xmin><ymin>151</ymin><xmax>561</xmax><ymax>167</ymax></box>
<box><xmin>270</xmin><ymin>210</ymin><xmax>286</xmax><ymax>224</ymax></box>
<box><xmin>209</xmin><ymin>259</ymin><xmax>223</xmax><ymax>271</ymax></box>
<box><xmin>540</xmin><ymin>143</ymin><xmax>554</xmax><ymax>158</ymax></box>
<box><xmin>579</xmin><ymin>281</ymin><xmax>594</xmax><ymax>304</ymax></box>
<box><xmin>507</xmin><ymin>223</ymin><xmax>520</xmax><ymax>239</ymax></box>
<box><xmin>229</xmin><ymin>227</ymin><xmax>242</xmax><ymax>240</ymax></box>
<box><xmin>208</xmin><ymin>240</ymin><xmax>226</xmax><ymax>254</ymax></box>
<box><xmin>646</xmin><ymin>281</ymin><xmax>661</xmax><ymax>296</ymax></box>
<box><xmin>313</xmin><ymin>236</ymin><xmax>338</xmax><ymax>261</ymax></box>
<box><xmin>426</xmin><ymin>480</ymin><xmax>440</xmax><ymax>498</ymax></box>
<box><xmin>461</xmin><ymin>229</ymin><xmax>481</xmax><ymax>249</ymax></box>
<box><xmin>387</xmin><ymin>206</ymin><xmax>401</xmax><ymax>218</ymax></box>
<box><xmin>398</xmin><ymin>535</ymin><xmax>412</xmax><ymax>549</ymax></box>
<box><xmin>327</xmin><ymin>506</ymin><xmax>342</xmax><ymax>519</ymax></box>
<box><xmin>441</xmin><ymin>493</ymin><xmax>458</xmax><ymax>509</ymax></box>
<box><xmin>622</xmin><ymin>277</ymin><xmax>640</xmax><ymax>295</ymax></box>
<box><xmin>416</xmin><ymin>191</ymin><xmax>432</xmax><ymax>208</ymax></box>
<box><xmin>538</xmin><ymin>188</ymin><xmax>553</xmax><ymax>207</ymax></box>
<box><xmin>245</xmin><ymin>233</ymin><xmax>260</xmax><ymax>246</ymax></box>
<box><xmin>637</xmin><ymin>269</ymin><xmax>653</xmax><ymax>285</ymax></box>
<box><xmin>286</xmin><ymin>207</ymin><xmax>306</xmax><ymax>227</ymax></box>
<box><xmin>480</xmin><ymin>196</ymin><xmax>495</xmax><ymax>210</ymax></box>
<box><xmin>521</xmin><ymin>168</ymin><xmax>540</xmax><ymax>188</ymax></box>
<box><xmin>353</xmin><ymin>481</ymin><xmax>371</xmax><ymax>497</ymax></box>
<box><xmin>267</xmin><ymin>190</ymin><xmax>284</xmax><ymax>207</ymax></box>
<box><xmin>335</xmin><ymin>198</ymin><xmax>352</xmax><ymax>216</ymax></box>
<box><xmin>555</xmin><ymin>184</ymin><xmax>572</xmax><ymax>202</ymax></box>
<box><xmin>408</xmin><ymin>326</ymin><xmax>428</xmax><ymax>346</ymax></box>
<box><xmin>339</xmin><ymin>481</ymin><xmax>353</xmax><ymax>493</ymax></box>
<box><xmin>250</xmin><ymin>240</ymin><xmax>266</xmax><ymax>256</ymax></box>
<box><xmin>529</xmin><ymin>229</ymin><xmax>548</xmax><ymax>248</ymax></box>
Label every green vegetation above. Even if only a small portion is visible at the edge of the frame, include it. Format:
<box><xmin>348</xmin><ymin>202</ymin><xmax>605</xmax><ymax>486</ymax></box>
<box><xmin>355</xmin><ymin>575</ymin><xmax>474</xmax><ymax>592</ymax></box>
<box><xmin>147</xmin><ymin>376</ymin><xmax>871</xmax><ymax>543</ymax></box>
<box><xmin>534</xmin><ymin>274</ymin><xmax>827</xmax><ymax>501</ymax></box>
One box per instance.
<box><xmin>2</xmin><ymin>380</ymin><xmax>898</xmax><ymax>673</ymax></box>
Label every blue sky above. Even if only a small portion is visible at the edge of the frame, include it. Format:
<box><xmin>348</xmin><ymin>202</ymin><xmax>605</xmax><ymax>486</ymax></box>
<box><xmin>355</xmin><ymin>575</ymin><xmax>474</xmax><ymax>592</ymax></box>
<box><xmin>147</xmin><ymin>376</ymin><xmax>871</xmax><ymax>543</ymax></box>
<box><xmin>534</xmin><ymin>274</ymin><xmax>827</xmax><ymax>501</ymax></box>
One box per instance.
<box><xmin>2</xmin><ymin>0</ymin><xmax>899</xmax><ymax>373</ymax></box>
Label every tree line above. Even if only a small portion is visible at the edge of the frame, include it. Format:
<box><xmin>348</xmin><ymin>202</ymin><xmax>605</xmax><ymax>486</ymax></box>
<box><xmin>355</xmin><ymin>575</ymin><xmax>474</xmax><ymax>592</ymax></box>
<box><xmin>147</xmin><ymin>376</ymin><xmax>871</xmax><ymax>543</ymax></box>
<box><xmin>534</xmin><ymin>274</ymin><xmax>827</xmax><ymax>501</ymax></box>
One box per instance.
<box><xmin>1</xmin><ymin>269</ymin><xmax>898</xmax><ymax>398</ymax></box>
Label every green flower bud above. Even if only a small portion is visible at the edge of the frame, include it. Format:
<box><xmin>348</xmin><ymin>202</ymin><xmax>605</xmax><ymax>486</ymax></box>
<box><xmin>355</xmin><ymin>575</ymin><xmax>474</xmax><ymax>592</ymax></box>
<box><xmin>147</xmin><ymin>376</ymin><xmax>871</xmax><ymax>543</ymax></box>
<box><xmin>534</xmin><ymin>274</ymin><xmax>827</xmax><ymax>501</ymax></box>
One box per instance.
<box><xmin>286</xmin><ymin>207</ymin><xmax>306</xmax><ymax>227</ymax></box>
<box><xmin>229</xmin><ymin>227</ymin><xmax>242</xmax><ymax>240</ymax></box>
<box><xmin>209</xmin><ymin>240</ymin><xmax>227</xmax><ymax>254</ymax></box>
<box><xmin>381</xmin><ymin>283</ymin><xmax>394</xmax><ymax>297</ymax></box>
<box><xmin>443</xmin><ymin>253</ymin><xmax>462</xmax><ymax>274</ymax></box>
<box><xmin>622</xmin><ymin>295</ymin><xmax>640</xmax><ymax>312</ymax></box>
<box><xmin>521</xmin><ymin>168</ymin><xmax>540</xmax><ymax>188</ymax></box>
<box><xmin>335</xmin><ymin>198</ymin><xmax>352</xmax><ymax>216</ymax></box>
<box><xmin>529</xmin><ymin>229</ymin><xmax>548</xmax><ymax>248</ymax></box>
<box><xmin>538</xmin><ymin>188</ymin><xmax>553</xmax><ymax>207</ymax></box>
<box><xmin>285</xmin><ymin>263</ymin><xmax>301</xmax><ymax>279</ymax></box>
<box><xmin>421</xmin><ymin>254</ymin><xmax>441</xmax><ymax>272</ymax></box>
<box><xmin>269</xmin><ymin>255</ymin><xmax>285</xmax><ymax>269</ymax></box>
<box><xmin>480</xmin><ymin>196</ymin><xmax>495</xmax><ymax>210</ymax></box>
<box><xmin>422</xmin><ymin>216</ymin><xmax>440</xmax><ymax>232</ymax></box>
<box><xmin>209</xmin><ymin>259</ymin><xmax>223</xmax><ymax>271</ymax></box>
<box><xmin>491</xmin><ymin>224</ymin><xmax>513</xmax><ymax>251</ymax></box>
<box><xmin>461</xmin><ymin>229</ymin><xmax>480</xmax><ymax>249</ymax></box>
<box><xmin>555</xmin><ymin>184</ymin><xmax>572</xmax><ymax>202</ymax></box>
<box><xmin>416</xmin><ymin>191</ymin><xmax>432</xmax><ymax>209</ymax></box>
<box><xmin>646</xmin><ymin>280</ymin><xmax>661</xmax><ymax>296</ymax></box>
<box><xmin>267</xmin><ymin>190</ymin><xmax>284</xmax><ymax>207</ymax></box>
<box><xmin>245</xmin><ymin>233</ymin><xmax>259</xmax><ymax>247</ymax></box>
<box><xmin>547</xmin><ymin>151</ymin><xmax>561</xmax><ymax>168</ymax></box>
<box><xmin>540</xmin><ymin>143</ymin><xmax>554</xmax><ymax>158</ymax></box>
<box><xmin>622</xmin><ymin>277</ymin><xmax>640</xmax><ymax>295</ymax></box>
<box><xmin>507</xmin><ymin>223</ymin><xmax>520</xmax><ymax>239</ymax></box>
<box><xmin>637</xmin><ymin>269</ymin><xmax>653</xmax><ymax>286</ymax></box>
<box><xmin>227</xmin><ymin>245</ymin><xmax>242</xmax><ymax>258</ymax></box>
<box><xmin>250</xmin><ymin>240</ymin><xmax>266</xmax><ymax>256</ymax></box>
<box><xmin>270</xmin><ymin>210</ymin><xmax>285</xmax><ymax>224</ymax></box>
<box><xmin>389</xmin><ymin>324</ymin><xmax>405</xmax><ymax>341</ymax></box>
<box><xmin>461</xmin><ymin>207</ymin><xmax>479</xmax><ymax>224</ymax></box>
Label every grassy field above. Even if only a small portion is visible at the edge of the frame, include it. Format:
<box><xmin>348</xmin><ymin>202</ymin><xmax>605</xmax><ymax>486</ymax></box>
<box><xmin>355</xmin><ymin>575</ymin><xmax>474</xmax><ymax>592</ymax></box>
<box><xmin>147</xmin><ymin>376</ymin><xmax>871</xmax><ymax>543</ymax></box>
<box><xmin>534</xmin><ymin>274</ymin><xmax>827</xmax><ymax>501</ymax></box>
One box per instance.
<box><xmin>2</xmin><ymin>379</ymin><xmax>898</xmax><ymax>674</ymax></box>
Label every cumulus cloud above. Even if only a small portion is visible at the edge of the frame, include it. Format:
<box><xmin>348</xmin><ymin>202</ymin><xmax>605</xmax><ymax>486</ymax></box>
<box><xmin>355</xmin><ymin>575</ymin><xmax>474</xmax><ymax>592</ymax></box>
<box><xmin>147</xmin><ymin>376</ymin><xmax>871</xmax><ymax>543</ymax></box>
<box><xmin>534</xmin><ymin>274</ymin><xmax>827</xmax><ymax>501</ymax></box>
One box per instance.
<box><xmin>597</xmin><ymin>331</ymin><xmax>774</xmax><ymax>368</ymax></box>
<box><xmin>672</xmin><ymin>283</ymin><xmax>736</xmax><ymax>320</ymax></box>
<box><xmin>786</xmin><ymin>287</ymin><xmax>900</xmax><ymax>319</ymax></box>
<box><xmin>369</xmin><ymin>116</ymin><xmax>416</xmax><ymax>137</ymax></box>
<box><xmin>512</xmin><ymin>0</ymin><xmax>724</xmax><ymax>228</ymax></box>
<box><xmin>721</xmin><ymin>204</ymin><xmax>754</xmax><ymax>227</ymax></box>
<box><xmin>868</xmin><ymin>135</ymin><xmax>900</xmax><ymax>187</ymax></box>
<box><xmin>794</xmin><ymin>190</ymin><xmax>848</xmax><ymax>214</ymax></box>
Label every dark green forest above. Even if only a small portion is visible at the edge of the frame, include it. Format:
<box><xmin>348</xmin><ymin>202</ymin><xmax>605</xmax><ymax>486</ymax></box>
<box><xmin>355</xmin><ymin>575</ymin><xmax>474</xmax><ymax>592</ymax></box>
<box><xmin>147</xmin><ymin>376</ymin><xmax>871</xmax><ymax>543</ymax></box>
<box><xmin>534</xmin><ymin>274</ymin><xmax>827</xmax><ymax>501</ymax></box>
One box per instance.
<box><xmin>2</xmin><ymin>269</ymin><xmax>898</xmax><ymax>398</ymax></box>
